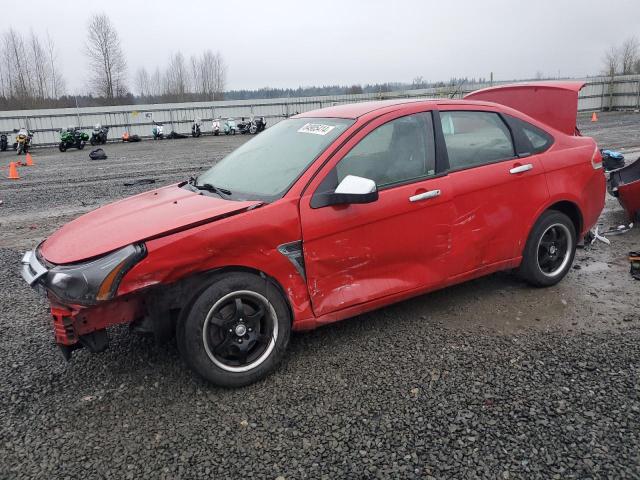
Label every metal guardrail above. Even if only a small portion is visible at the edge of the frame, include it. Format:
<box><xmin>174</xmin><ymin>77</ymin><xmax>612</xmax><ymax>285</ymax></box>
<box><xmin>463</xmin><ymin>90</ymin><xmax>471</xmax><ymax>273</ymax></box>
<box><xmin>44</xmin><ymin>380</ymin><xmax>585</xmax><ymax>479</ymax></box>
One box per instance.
<box><xmin>1</xmin><ymin>75</ymin><xmax>639</xmax><ymax>148</ymax></box>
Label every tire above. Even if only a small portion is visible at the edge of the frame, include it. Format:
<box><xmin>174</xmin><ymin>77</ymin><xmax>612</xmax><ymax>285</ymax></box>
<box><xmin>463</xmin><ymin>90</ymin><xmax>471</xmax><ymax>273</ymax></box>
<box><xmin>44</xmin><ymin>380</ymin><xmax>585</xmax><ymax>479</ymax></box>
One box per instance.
<box><xmin>231</xmin><ymin>129</ymin><xmax>236</xmax><ymax>135</ymax></box>
<box><xmin>90</xmin><ymin>137</ymin><xmax>97</xmax><ymax>146</ymax></box>
<box><xmin>519</xmin><ymin>210</ymin><xmax>576</xmax><ymax>287</ymax></box>
<box><xmin>214</xmin><ymin>131</ymin><xmax>219</xmax><ymax>136</ymax></box>
<box><xmin>177</xmin><ymin>272</ymin><xmax>291</xmax><ymax>387</ymax></box>
<box><xmin>78</xmin><ymin>141</ymin><xmax>85</xmax><ymax>150</ymax></box>
<box><xmin>59</xmin><ymin>143</ymin><xmax>66</xmax><ymax>152</ymax></box>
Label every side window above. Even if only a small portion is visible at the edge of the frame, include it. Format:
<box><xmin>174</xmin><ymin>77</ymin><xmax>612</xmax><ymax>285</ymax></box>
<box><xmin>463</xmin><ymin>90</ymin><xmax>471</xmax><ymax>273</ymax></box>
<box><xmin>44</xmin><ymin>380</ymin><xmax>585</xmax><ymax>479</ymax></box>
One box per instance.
<box><xmin>440</xmin><ymin>111</ymin><xmax>515</xmax><ymax>170</ymax></box>
<box><xmin>336</xmin><ymin>112</ymin><xmax>436</xmax><ymax>188</ymax></box>
<box><xmin>522</xmin><ymin>123</ymin><xmax>552</xmax><ymax>153</ymax></box>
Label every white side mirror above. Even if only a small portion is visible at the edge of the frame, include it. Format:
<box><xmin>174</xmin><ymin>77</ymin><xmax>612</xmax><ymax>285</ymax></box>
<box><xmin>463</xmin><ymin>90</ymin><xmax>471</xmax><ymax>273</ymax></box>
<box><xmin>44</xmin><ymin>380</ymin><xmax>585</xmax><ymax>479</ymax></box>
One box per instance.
<box><xmin>335</xmin><ymin>175</ymin><xmax>377</xmax><ymax>195</ymax></box>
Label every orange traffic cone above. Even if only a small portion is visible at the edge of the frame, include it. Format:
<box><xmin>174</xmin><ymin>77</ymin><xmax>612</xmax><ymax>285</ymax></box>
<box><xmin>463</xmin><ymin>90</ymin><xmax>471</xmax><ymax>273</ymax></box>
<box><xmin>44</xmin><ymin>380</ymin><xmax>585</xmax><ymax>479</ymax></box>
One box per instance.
<box><xmin>591</xmin><ymin>112</ymin><xmax>598</xmax><ymax>122</ymax></box>
<box><xmin>7</xmin><ymin>162</ymin><xmax>19</xmax><ymax>179</ymax></box>
<box><xmin>25</xmin><ymin>152</ymin><xmax>33</xmax><ymax>166</ymax></box>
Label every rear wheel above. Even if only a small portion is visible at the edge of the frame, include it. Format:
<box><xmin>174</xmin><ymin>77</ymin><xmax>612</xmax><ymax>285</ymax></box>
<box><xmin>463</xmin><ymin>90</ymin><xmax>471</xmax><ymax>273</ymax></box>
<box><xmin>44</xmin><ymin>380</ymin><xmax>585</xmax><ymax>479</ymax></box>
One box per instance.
<box><xmin>177</xmin><ymin>272</ymin><xmax>291</xmax><ymax>387</ymax></box>
<box><xmin>519</xmin><ymin>210</ymin><xmax>576</xmax><ymax>287</ymax></box>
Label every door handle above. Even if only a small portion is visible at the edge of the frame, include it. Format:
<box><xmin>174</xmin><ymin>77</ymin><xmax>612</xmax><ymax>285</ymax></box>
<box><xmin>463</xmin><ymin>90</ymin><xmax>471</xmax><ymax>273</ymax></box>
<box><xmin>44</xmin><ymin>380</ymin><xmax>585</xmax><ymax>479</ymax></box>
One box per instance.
<box><xmin>509</xmin><ymin>163</ymin><xmax>533</xmax><ymax>174</ymax></box>
<box><xmin>409</xmin><ymin>189</ymin><xmax>441</xmax><ymax>202</ymax></box>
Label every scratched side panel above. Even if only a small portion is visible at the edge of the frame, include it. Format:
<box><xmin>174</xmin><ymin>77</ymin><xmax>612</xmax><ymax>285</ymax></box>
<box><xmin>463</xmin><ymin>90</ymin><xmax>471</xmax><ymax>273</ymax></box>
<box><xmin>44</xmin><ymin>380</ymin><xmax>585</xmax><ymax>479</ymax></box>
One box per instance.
<box><xmin>118</xmin><ymin>198</ymin><xmax>315</xmax><ymax>326</ymax></box>
<box><xmin>301</xmin><ymin>176</ymin><xmax>453</xmax><ymax>317</ymax></box>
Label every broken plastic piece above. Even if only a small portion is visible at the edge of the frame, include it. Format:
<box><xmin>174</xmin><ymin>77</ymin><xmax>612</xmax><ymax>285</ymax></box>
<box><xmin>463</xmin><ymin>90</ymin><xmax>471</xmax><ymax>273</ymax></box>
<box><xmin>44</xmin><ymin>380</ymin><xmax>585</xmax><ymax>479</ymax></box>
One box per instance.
<box><xmin>592</xmin><ymin>226</ymin><xmax>610</xmax><ymax>245</ymax></box>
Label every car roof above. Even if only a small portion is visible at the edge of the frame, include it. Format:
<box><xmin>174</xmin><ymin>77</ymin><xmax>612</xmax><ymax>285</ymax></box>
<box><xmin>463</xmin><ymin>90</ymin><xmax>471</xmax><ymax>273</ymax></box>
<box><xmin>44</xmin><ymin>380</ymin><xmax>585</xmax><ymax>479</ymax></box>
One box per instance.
<box><xmin>295</xmin><ymin>98</ymin><xmax>496</xmax><ymax>119</ymax></box>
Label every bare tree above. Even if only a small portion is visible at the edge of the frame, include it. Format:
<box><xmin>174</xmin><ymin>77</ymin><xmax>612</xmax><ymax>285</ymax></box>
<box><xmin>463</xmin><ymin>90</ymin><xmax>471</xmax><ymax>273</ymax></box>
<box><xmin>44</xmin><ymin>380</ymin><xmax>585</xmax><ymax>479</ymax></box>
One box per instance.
<box><xmin>3</xmin><ymin>29</ymin><xmax>32</xmax><ymax>100</ymax></box>
<box><xmin>150</xmin><ymin>67</ymin><xmax>163</xmax><ymax>97</ymax></box>
<box><xmin>46</xmin><ymin>32</ymin><xmax>65</xmax><ymax>98</ymax></box>
<box><xmin>134</xmin><ymin>67</ymin><xmax>151</xmax><ymax>97</ymax></box>
<box><xmin>189</xmin><ymin>50</ymin><xmax>225</xmax><ymax>100</ymax></box>
<box><xmin>85</xmin><ymin>13</ymin><xmax>127</xmax><ymax>98</ymax></box>
<box><xmin>164</xmin><ymin>52</ymin><xmax>188</xmax><ymax>99</ymax></box>
<box><xmin>603</xmin><ymin>46</ymin><xmax>620</xmax><ymax>76</ymax></box>
<box><xmin>190</xmin><ymin>54</ymin><xmax>202</xmax><ymax>95</ymax></box>
<box><xmin>212</xmin><ymin>51</ymin><xmax>226</xmax><ymax>99</ymax></box>
<box><xmin>620</xmin><ymin>36</ymin><xmax>640</xmax><ymax>75</ymax></box>
<box><xmin>29</xmin><ymin>31</ymin><xmax>48</xmax><ymax>99</ymax></box>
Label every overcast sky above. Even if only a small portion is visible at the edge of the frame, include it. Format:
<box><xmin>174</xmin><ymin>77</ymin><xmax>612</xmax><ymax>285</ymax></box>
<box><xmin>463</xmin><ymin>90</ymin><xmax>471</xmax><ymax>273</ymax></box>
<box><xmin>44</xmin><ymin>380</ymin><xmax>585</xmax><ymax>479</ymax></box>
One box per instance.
<box><xmin>2</xmin><ymin>0</ymin><xmax>638</xmax><ymax>93</ymax></box>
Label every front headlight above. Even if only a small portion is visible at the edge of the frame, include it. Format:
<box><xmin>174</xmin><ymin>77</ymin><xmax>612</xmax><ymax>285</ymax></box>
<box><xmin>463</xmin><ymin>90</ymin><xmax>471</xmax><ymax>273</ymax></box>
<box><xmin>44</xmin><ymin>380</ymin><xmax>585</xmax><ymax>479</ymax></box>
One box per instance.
<box><xmin>44</xmin><ymin>244</ymin><xmax>146</xmax><ymax>305</ymax></box>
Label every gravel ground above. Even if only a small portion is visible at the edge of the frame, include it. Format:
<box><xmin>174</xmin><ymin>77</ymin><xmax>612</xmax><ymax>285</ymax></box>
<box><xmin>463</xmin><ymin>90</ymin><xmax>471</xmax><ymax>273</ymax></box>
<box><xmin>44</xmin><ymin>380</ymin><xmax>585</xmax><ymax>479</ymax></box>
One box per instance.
<box><xmin>1</xmin><ymin>114</ymin><xmax>640</xmax><ymax>479</ymax></box>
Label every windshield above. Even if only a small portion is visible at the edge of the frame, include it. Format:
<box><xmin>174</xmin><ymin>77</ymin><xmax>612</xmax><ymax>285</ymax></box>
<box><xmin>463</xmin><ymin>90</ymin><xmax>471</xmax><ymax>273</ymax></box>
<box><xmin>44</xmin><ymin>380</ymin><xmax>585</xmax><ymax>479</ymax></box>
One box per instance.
<box><xmin>196</xmin><ymin>117</ymin><xmax>354</xmax><ymax>200</ymax></box>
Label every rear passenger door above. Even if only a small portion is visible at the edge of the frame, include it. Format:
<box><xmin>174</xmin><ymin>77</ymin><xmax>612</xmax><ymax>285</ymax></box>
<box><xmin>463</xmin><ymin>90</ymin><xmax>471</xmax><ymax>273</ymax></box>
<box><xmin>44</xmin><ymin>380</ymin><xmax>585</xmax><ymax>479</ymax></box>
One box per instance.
<box><xmin>439</xmin><ymin>108</ymin><xmax>549</xmax><ymax>277</ymax></box>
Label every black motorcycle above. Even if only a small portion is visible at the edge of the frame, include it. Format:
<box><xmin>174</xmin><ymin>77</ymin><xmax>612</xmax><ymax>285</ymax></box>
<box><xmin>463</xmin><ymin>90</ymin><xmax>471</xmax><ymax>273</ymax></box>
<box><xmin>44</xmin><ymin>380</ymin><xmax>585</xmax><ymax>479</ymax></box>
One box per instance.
<box><xmin>252</xmin><ymin>116</ymin><xmax>267</xmax><ymax>134</ymax></box>
<box><xmin>191</xmin><ymin>120</ymin><xmax>201</xmax><ymax>138</ymax></box>
<box><xmin>90</xmin><ymin>125</ymin><xmax>109</xmax><ymax>145</ymax></box>
<box><xmin>237</xmin><ymin>117</ymin><xmax>251</xmax><ymax>134</ymax></box>
<box><xmin>0</xmin><ymin>133</ymin><xmax>7</xmax><ymax>151</ymax></box>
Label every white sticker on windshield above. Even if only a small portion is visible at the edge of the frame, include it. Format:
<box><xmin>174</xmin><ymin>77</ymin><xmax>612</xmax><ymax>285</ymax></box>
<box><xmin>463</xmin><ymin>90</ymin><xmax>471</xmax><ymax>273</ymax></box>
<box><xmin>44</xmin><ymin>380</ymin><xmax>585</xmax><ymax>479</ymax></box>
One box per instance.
<box><xmin>297</xmin><ymin>123</ymin><xmax>336</xmax><ymax>135</ymax></box>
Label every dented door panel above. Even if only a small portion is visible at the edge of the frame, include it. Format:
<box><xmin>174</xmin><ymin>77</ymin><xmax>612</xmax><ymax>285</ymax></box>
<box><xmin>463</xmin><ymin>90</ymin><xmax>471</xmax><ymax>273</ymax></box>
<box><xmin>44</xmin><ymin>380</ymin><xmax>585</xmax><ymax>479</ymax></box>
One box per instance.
<box><xmin>301</xmin><ymin>176</ymin><xmax>453</xmax><ymax>317</ymax></box>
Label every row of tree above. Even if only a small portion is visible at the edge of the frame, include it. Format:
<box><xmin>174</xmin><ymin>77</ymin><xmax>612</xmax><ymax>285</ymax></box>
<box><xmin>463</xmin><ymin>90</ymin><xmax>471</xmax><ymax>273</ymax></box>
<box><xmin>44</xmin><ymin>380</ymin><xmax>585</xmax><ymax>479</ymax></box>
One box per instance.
<box><xmin>133</xmin><ymin>50</ymin><xmax>226</xmax><ymax>103</ymax></box>
<box><xmin>0</xmin><ymin>29</ymin><xmax>66</xmax><ymax>109</ymax></box>
<box><xmin>603</xmin><ymin>37</ymin><xmax>640</xmax><ymax>76</ymax></box>
<box><xmin>0</xmin><ymin>13</ymin><xmax>228</xmax><ymax>110</ymax></box>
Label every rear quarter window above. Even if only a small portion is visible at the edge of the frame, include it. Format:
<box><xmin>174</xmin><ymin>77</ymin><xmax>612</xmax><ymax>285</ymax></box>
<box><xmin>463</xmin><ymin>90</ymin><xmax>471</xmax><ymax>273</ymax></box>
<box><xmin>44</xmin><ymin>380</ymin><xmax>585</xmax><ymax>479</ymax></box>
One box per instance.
<box><xmin>506</xmin><ymin>116</ymin><xmax>554</xmax><ymax>155</ymax></box>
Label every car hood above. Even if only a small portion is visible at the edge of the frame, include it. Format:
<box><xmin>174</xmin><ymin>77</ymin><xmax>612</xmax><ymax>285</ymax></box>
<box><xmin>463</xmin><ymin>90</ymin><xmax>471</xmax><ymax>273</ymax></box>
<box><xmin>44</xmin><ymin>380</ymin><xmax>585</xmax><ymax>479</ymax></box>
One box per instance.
<box><xmin>41</xmin><ymin>184</ymin><xmax>261</xmax><ymax>264</ymax></box>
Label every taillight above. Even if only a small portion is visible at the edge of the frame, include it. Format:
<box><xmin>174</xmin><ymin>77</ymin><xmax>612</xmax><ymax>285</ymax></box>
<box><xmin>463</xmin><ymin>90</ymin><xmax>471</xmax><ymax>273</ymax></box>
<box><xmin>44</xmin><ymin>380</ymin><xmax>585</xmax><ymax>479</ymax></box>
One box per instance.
<box><xmin>591</xmin><ymin>146</ymin><xmax>603</xmax><ymax>170</ymax></box>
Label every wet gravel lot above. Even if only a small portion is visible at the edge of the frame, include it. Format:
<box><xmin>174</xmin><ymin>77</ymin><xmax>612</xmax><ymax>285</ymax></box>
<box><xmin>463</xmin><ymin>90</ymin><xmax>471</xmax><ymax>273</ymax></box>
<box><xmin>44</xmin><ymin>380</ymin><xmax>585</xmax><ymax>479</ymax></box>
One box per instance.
<box><xmin>1</xmin><ymin>113</ymin><xmax>640</xmax><ymax>479</ymax></box>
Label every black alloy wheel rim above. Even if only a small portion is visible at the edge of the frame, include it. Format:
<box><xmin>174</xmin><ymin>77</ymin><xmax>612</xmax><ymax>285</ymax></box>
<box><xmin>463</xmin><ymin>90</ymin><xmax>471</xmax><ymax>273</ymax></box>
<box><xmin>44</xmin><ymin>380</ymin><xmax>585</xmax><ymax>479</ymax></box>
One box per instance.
<box><xmin>202</xmin><ymin>291</ymin><xmax>277</xmax><ymax>372</ymax></box>
<box><xmin>537</xmin><ymin>223</ymin><xmax>571</xmax><ymax>277</ymax></box>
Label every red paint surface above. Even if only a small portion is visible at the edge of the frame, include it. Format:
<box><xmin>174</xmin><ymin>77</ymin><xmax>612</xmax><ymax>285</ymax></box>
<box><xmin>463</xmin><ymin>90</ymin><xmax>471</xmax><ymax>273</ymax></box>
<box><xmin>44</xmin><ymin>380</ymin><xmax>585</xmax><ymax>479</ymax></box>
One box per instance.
<box><xmin>41</xmin><ymin>184</ymin><xmax>260</xmax><ymax>264</ymax></box>
<box><xmin>464</xmin><ymin>81</ymin><xmax>585</xmax><ymax>136</ymax></box>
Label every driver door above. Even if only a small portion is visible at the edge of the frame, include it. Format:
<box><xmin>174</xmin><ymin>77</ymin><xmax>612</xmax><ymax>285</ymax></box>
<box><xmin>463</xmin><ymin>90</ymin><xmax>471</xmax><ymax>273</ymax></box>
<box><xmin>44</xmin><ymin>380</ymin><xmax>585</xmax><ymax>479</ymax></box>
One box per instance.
<box><xmin>299</xmin><ymin>110</ymin><xmax>454</xmax><ymax>317</ymax></box>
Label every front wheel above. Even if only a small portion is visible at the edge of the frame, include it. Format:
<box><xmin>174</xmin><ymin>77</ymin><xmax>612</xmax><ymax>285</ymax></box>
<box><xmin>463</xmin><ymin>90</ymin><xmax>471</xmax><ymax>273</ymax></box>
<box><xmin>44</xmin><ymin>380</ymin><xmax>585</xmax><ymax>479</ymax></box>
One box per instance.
<box><xmin>519</xmin><ymin>210</ymin><xmax>576</xmax><ymax>287</ymax></box>
<box><xmin>59</xmin><ymin>142</ymin><xmax>66</xmax><ymax>152</ymax></box>
<box><xmin>78</xmin><ymin>141</ymin><xmax>85</xmax><ymax>150</ymax></box>
<box><xmin>177</xmin><ymin>272</ymin><xmax>291</xmax><ymax>387</ymax></box>
<box><xmin>90</xmin><ymin>137</ymin><xmax>97</xmax><ymax>146</ymax></box>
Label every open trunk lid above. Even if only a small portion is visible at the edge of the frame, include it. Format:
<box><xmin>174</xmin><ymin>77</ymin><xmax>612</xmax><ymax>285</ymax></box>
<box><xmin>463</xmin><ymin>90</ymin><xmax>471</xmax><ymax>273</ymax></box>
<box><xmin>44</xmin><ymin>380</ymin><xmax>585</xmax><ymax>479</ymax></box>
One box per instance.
<box><xmin>464</xmin><ymin>81</ymin><xmax>586</xmax><ymax>135</ymax></box>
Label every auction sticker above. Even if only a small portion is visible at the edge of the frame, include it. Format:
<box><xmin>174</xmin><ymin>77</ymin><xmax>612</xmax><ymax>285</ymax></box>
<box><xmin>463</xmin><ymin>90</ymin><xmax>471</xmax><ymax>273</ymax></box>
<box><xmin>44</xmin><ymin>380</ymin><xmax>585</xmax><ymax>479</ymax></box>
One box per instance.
<box><xmin>297</xmin><ymin>123</ymin><xmax>336</xmax><ymax>135</ymax></box>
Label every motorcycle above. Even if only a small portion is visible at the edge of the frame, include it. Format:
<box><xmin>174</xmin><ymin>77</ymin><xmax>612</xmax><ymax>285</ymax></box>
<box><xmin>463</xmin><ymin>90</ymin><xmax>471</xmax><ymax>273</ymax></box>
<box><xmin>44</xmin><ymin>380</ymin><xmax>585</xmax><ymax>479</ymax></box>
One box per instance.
<box><xmin>224</xmin><ymin>118</ymin><xmax>237</xmax><ymax>135</ymax></box>
<box><xmin>152</xmin><ymin>123</ymin><xmax>164</xmax><ymax>140</ymax></box>
<box><xmin>0</xmin><ymin>133</ymin><xmax>7</xmax><ymax>151</ymax></box>
<box><xmin>59</xmin><ymin>127</ymin><xmax>89</xmax><ymax>152</ymax></box>
<box><xmin>237</xmin><ymin>117</ymin><xmax>251</xmax><ymax>135</ymax></box>
<box><xmin>191</xmin><ymin>118</ymin><xmax>202</xmax><ymax>138</ymax></box>
<box><xmin>212</xmin><ymin>119</ymin><xmax>221</xmax><ymax>136</ymax></box>
<box><xmin>252</xmin><ymin>116</ymin><xmax>267</xmax><ymax>134</ymax></box>
<box><xmin>90</xmin><ymin>124</ymin><xmax>109</xmax><ymax>145</ymax></box>
<box><xmin>14</xmin><ymin>128</ymin><xmax>33</xmax><ymax>155</ymax></box>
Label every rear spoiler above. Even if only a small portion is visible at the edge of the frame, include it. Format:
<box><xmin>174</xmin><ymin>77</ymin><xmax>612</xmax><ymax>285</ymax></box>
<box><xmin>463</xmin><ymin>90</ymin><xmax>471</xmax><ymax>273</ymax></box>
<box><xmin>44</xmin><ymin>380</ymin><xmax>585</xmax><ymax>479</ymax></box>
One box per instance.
<box><xmin>464</xmin><ymin>81</ymin><xmax>586</xmax><ymax>135</ymax></box>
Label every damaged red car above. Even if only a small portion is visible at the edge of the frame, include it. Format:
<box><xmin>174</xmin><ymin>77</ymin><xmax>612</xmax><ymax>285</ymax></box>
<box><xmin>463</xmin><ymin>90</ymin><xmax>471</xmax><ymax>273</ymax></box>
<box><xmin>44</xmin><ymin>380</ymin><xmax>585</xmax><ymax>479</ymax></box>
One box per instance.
<box><xmin>22</xmin><ymin>82</ymin><xmax>605</xmax><ymax>387</ymax></box>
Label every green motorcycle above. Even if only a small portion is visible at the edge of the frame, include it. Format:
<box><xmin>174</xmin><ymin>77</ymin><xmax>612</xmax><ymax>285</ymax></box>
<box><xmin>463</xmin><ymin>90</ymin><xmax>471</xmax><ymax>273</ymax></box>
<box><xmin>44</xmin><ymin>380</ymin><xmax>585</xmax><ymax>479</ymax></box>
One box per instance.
<box><xmin>59</xmin><ymin>127</ymin><xmax>89</xmax><ymax>152</ymax></box>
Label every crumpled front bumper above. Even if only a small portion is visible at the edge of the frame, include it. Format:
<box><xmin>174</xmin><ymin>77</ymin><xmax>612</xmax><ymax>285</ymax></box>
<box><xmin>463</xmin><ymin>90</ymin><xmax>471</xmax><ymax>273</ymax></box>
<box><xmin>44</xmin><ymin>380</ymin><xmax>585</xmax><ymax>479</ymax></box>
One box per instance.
<box><xmin>21</xmin><ymin>249</ymin><xmax>144</xmax><ymax>358</ymax></box>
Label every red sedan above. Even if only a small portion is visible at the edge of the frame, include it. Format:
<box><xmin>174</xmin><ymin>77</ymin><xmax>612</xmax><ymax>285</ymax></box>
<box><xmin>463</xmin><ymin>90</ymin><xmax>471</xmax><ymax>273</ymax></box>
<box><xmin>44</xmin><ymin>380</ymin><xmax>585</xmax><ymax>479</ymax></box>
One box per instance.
<box><xmin>22</xmin><ymin>82</ymin><xmax>605</xmax><ymax>386</ymax></box>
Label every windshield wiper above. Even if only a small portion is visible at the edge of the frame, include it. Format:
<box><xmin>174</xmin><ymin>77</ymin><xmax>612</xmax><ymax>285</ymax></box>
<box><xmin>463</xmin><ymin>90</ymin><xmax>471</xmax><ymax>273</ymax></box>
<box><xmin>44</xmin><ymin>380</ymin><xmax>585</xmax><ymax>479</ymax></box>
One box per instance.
<box><xmin>187</xmin><ymin>177</ymin><xmax>232</xmax><ymax>197</ymax></box>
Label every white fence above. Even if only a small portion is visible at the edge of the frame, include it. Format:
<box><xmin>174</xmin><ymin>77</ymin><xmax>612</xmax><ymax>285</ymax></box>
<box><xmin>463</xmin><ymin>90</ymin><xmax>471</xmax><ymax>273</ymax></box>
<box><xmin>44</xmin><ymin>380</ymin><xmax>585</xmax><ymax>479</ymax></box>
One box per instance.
<box><xmin>1</xmin><ymin>75</ymin><xmax>639</xmax><ymax>147</ymax></box>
